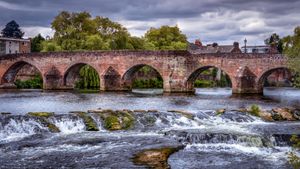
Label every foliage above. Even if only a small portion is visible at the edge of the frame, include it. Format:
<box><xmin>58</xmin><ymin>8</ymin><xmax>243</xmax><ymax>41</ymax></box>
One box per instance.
<box><xmin>14</xmin><ymin>75</ymin><xmax>43</xmax><ymax>89</ymax></box>
<box><xmin>41</xmin><ymin>41</ymin><xmax>61</xmax><ymax>52</ymax></box>
<box><xmin>27</xmin><ymin>112</ymin><xmax>55</xmax><ymax>118</ymax></box>
<box><xmin>1</xmin><ymin>20</ymin><xmax>24</xmax><ymax>38</ymax></box>
<box><xmin>194</xmin><ymin>80</ymin><xmax>215</xmax><ymax>88</ymax></box>
<box><xmin>44</xmin><ymin>11</ymin><xmax>136</xmax><ymax>51</ymax></box>
<box><xmin>31</xmin><ymin>34</ymin><xmax>45</xmax><ymax>52</ymax></box>
<box><xmin>248</xmin><ymin>105</ymin><xmax>260</xmax><ymax>117</ymax></box>
<box><xmin>283</xmin><ymin>26</ymin><xmax>300</xmax><ymax>88</ymax></box>
<box><xmin>265</xmin><ymin>33</ymin><xmax>283</xmax><ymax>53</ymax></box>
<box><xmin>144</xmin><ymin>25</ymin><xmax>188</xmax><ymax>50</ymax></box>
<box><xmin>132</xmin><ymin>78</ymin><xmax>163</xmax><ymax>89</ymax></box>
<box><xmin>75</xmin><ymin>65</ymin><xmax>100</xmax><ymax>89</ymax></box>
<box><xmin>289</xmin><ymin>135</ymin><xmax>300</xmax><ymax>169</ymax></box>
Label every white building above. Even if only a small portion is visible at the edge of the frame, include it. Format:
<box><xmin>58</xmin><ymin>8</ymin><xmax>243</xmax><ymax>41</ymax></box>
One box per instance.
<box><xmin>0</xmin><ymin>37</ymin><xmax>31</xmax><ymax>56</ymax></box>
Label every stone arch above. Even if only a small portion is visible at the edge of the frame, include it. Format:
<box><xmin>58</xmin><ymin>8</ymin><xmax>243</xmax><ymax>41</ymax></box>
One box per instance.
<box><xmin>257</xmin><ymin>67</ymin><xmax>292</xmax><ymax>91</ymax></box>
<box><xmin>63</xmin><ymin>63</ymin><xmax>100</xmax><ymax>88</ymax></box>
<box><xmin>101</xmin><ymin>66</ymin><xmax>121</xmax><ymax>91</ymax></box>
<box><xmin>186</xmin><ymin>66</ymin><xmax>233</xmax><ymax>92</ymax></box>
<box><xmin>121</xmin><ymin>64</ymin><xmax>164</xmax><ymax>90</ymax></box>
<box><xmin>1</xmin><ymin>61</ymin><xmax>43</xmax><ymax>87</ymax></box>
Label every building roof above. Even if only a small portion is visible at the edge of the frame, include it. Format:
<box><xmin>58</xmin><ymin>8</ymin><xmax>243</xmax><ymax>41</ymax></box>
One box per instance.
<box><xmin>0</xmin><ymin>37</ymin><xmax>30</xmax><ymax>42</ymax></box>
<box><xmin>188</xmin><ymin>43</ymin><xmax>241</xmax><ymax>54</ymax></box>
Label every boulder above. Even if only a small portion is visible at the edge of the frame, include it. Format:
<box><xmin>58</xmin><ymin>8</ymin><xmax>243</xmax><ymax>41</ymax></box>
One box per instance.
<box><xmin>132</xmin><ymin>147</ymin><xmax>182</xmax><ymax>169</ymax></box>
<box><xmin>272</xmin><ymin>108</ymin><xmax>295</xmax><ymax>121</ymax></box>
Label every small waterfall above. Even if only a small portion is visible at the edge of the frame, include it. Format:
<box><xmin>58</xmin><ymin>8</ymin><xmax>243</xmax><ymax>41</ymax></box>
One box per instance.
<box><xmin>49</xmin><ymin>116</ymin><xmax>86</xmax><ymax>134</ymax></box>
<box><xmin>165</xmin><ymin>130</ymin><xmax>274</xmax><ymax>147</ymax></box>
<box><xmin>0</xmin><ymin>118</ymin><xmax>48</xmax><ymax>142</ymax></box>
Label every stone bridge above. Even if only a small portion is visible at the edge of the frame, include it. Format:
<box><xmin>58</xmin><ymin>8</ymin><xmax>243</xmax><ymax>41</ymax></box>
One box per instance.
<box><xmin>0</xmin><ymin>50</ymin><xmax>288</xmax><ymax>94</ymax></box>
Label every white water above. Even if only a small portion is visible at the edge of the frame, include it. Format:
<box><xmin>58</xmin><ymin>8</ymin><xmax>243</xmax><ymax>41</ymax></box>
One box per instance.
<box><xmin>50</xmin><ymin>117</ymin><xmax>86</xmax><ymax>134</ymax></box>
<box><xmin>0</xmin><ymin>119</ymin><xmax>47</xmax><ymax>142</ymax></box>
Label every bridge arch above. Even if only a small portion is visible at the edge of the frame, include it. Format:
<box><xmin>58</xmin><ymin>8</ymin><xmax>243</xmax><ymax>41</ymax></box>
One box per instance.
<box><xmin>63</xmin><ymin>63</ymin><xmax>100</xmax><ymax>89</ymax></box>
<box><xmin>186</xmin><ymin>66</ymin><xmax>233</xmax><ymax>93</ymax></box>
<box><xmin>121</xmin><ymin>64</ymin><xmax>164</xmax><ymax>91</ymax></box>
<box><xmin>257</xmin><ymin>67</ymin><xmax>292</xmax><ymax>92</ymax></box>
<box><xmin>1</xmin><ymin>61</ymin><xmax>43</xmax><ymax>88</ymax></box>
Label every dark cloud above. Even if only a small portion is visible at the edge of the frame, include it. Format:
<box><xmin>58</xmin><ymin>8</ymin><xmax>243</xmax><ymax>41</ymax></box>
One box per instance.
<box><xmin>0</xmin><ymin>0</ymin><xmax>299</xmax><ymax>44</ymax></box>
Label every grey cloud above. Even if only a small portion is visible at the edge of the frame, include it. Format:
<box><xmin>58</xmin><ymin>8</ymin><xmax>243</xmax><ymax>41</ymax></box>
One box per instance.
<box><xmin>0</xmin><ymin>0</ymin><xmax>299</xmax><ymax>44</ymax></box>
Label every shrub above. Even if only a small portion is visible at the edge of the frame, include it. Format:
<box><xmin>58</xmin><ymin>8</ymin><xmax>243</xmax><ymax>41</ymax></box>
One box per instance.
<box><xmin>249</xmin><ymin>105</ymin><xmax>260</xmax><ymax>117</ymax></box>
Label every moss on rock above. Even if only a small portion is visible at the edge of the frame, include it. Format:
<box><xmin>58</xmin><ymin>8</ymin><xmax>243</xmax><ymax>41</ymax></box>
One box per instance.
<box><xmin>94</xmin><ymin>110</ymin><xmax>135</xmax><ymax>131</ymax></box>
<box><xmin>27</xmin><ymin>112</ymin><xmax>55</xmax><ymax>118</ymax></box>
<box><xmin>75</xmin><ymin>112</ymin><xmax>99</xmax><ymax>131</ymax></box>
<box><xmin>27</xmin><ymin>112</ymin><xmax>60</xmax><ymax>133</ymax></box>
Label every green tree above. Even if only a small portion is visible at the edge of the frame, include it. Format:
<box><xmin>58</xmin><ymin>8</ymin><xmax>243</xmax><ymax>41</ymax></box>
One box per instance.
<box><xmin>1</xmin><ymin>20</ymin><xmax>24</xmax><ymax>38</ymax></box>
<box><xmin>144</xmin><ymin>25</ymin><xmax>187</xmax><ymax>50</ymax></box>
<box><xmin>31</xmin><ymin>34</ymin><xmax>45</xmax><ymax>52</ymax></box>
<box><xmin>283</xmin><ymin>27</ymin><xmax>300</xmax><ymax>87</ymax></box>
<box><xmin>265</xmin><ymin>33</ymin><xmax>284</xmax><ymax>53</ymax></box>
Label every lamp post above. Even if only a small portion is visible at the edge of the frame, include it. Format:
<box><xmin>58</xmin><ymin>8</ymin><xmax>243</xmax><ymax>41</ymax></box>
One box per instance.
<box><xmin>244</xmin><ymin>38</ymin><xmax>247</xmax><ymax>53</ymax></box>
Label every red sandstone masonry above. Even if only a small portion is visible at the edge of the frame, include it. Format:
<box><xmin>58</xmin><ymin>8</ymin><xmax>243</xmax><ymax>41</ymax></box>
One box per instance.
<box><xmin>0</xmin><ymin>50</ymin><xmax>287</xmax><ymax>94</ymax></box>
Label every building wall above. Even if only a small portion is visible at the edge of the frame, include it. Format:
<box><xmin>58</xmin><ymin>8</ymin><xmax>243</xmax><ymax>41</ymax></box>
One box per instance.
<box><xmin>0</xmin><ymin>41</ymin><xmax>5</xmax><ymax>55</ymax></box>
<box><xmin>19</xmin><ymin>41</ymin><xmax>31</xmax><ymax>53</ymax></box>
<box><xmin>5</xmin><ymin>41</ymin><xmax>19</xmax><ymax>54</ymax></box>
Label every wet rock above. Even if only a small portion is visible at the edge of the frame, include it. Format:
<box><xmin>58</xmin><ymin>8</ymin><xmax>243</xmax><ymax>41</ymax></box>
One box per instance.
<box><xmin>0</xmin><ymin>112</ymin><xmax>11</xmax><ymax>115</ymax></box>
<box><xmin>167</xmin><ymin>110</ymin><xmax>194</xmax><ymax>119</ymax></box>
<box><xmin>292</xmin><ymin>109</ymin><xmax>300</xmax><ymax>120</ymax></box>
<box><xmin>74</xmin><ymin>112</ymin><xmax>99</xmax><ymax>131</ymax></box>
<box><xmin>271</xmin><ymin>113</ymin><xmax>283</xmax><ymax>121</ymax></box>
<box><xmin>132</xmin><ymin>147</ymin><xmax>182</xmax><ymax>169</ymax></box>
<box><xmin>259</xmin><ymin>111</ymin><xmax>274</xmax><ymax>122</ymax></box>
<box><xmin>134</xmin><ymin>110</ymin><xmax>147</xmax><ymax>113</ymax></box>
<box><xmin>148</xmin><ymin>110</ymin><xmax>159</xmax><ymax>113</ymax></box>
<box><xmin>216</xmin><ymin>109</ymin><xmax>226</xmax><ymax>116</ymax></box>
<box><xmin>272</xmin><ymin>108</ymin><xmax>295</xmax><ymax>121</ymax></box>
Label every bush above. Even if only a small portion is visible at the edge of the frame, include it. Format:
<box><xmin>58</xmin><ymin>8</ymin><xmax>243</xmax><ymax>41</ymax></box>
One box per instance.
<box><xmin>249</xmin><ymin>105</ymin><xmax>260</xmax><ymax>117</ymax></box>
<box><xmin>194</xmin><ymin>80</ymin><xmax>215</xmax><ymax>88</ymax></box>
<box><xmin>14</xmin><ymin>75</ymin><xmax>43</xmax><ymax>89</ymax></box>
<box><xmin>132</xmin><ymin>78</ymin><xmax>163</xmax><ymax>89</ymax></box>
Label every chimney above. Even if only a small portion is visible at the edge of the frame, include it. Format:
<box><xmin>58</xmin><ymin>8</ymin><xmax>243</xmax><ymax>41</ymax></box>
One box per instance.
<box><xmin>194</xmin><ymin>39</ymin><xmax>202</xmax><ymax>47</ymax></box>
<box><xmin>233</xmin><ymin>42</ymin><xmax>239</xmax><ymax>48</ymax></box>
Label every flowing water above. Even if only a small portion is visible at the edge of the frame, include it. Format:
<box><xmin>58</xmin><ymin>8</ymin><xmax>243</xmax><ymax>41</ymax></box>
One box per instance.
<box><xmin>0</xmin><ymin>87</ymin><xmax>300</xmax><ymax>169</ymax></box>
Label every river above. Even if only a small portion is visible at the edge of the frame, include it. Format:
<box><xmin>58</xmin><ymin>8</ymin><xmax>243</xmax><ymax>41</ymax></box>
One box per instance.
<box><xmin>0</xmin><ymin>87</ymin><xmax>299</xmax><ymax>169</ymax></box>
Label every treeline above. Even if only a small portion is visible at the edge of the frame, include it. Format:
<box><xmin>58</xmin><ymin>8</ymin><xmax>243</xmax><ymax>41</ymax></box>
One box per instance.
<box><xmin>31</xmin><ymin>11</ymin><xmax>187</xmax><ymax>52</ymax></box>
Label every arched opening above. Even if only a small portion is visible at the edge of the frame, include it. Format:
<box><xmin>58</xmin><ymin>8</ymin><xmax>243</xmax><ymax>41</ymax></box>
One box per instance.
<box><xmin>122</xmin><ymin>64</ymin><xmax>163</xmax><ymax>93</ymax></box>
<box><xmin>1</xmin><ymin>61</ymin><xmax>43</xmax><ymax>89</ymax></box>
<box><xmin>258</xmin><ymin>67</ymin><xmax>293</xmax><ymax>92</ymax></box>
<box><xmin>187</xmin><ymin>66</ymin><xmax>232</xmax><ymax>95</ymax></box>
<box><xmin>63</xmin><ymin>63</ymin><xmax>100</xmax><ymax>91</ymax></box>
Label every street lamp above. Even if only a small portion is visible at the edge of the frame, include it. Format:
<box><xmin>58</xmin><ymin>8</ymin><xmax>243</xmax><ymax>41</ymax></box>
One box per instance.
<box><xmin>244</xmin><ymin>38</ymin><xmax>247</xmax><ymax>53</ymax></box>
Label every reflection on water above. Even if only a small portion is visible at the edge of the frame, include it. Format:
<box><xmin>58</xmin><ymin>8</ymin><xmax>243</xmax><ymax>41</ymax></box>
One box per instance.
<box><xmin>0</xmin><ymin>87</ymin><xmax>299</xmax><ymax>114</ymax></box>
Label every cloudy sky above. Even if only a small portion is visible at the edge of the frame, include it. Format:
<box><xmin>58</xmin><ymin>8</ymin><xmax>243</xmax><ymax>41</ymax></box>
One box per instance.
<box><xmin>0</xmin><ymin>0</ymin><xmax>299</xmax><ymax>45</ymax></box>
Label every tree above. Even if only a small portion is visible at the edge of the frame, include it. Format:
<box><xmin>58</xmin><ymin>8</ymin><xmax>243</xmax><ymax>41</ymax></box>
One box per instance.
<box><xmin>1</xmin><ymin>20</ymin><xmax>24</xmax><ymax>38</ymax></box>
<box><xmin>283</xmin><ymin>26</ymin><xmax>300</xmax><ymax>87</ymax></box>
<box><xmin>31</xmin><ymin>34</ymin><xmax>45</xmax><ymax>52</ymax></box>
<box><xmin>144</xmin><ymin>25</ymin><xmax>187</xmax><ymax>50</ymax></box>
<box><xmin>265</xmin><ymin>33</ymin><xmax>284</xmax><ymax>53</ymax></box>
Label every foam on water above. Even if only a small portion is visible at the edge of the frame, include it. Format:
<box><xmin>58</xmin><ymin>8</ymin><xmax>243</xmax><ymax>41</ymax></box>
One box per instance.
<box><xmin>0</xmin><ymin>119</ymin><xmax>47</xmax><ymax>142</ymax></box>
<box><xmin>50</xmin><ymin>117</ymin><xmax>86</xmax><ymax>134</ymax></box>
